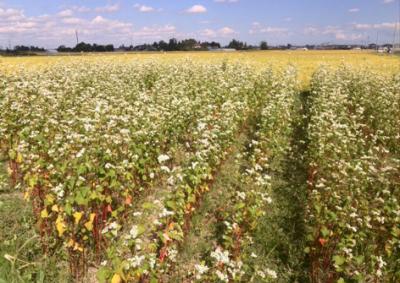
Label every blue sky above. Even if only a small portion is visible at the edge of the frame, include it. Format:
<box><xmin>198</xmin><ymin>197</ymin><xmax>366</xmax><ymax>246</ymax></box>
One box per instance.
<box><xmin>0</xmin><ymin>0</ymin><xmax>399</xmax><ymax>48</ymax></box>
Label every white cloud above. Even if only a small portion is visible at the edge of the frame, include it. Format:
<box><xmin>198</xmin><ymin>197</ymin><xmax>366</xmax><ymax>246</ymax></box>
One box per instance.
<box><xmin>62</xmin><ymin>17</ymin><xmax>85</xmax><ymax>25</ymax></box>
<box><xmin>354</xmin><ymin>23</ymin><xmax>371</xmax><ymax>29</ymax></box>
<box><xmin>57</xmin><ymin>9</ymin><xmax>73</xmax><ymax>17</ymax></box>
<box><xmin>186</xmin><ymin>5</ymin><xmax>207</xmax><ymax>14</ymax></box>
<box><xmin>354</xmin><ymin>22</ymin><xmax>398</xmax><ymax>30</ymax></box>
<box><xmin>0</xmin><ymin>7</ymin><xmax>25</xmax><ymax>21</ymax></box>
<box><xmin>249</xmin><ymin>22</ymin><xmax>288</xmax><ymax>35</ymax></box>
<box><xmin>132</xmin><ymin>25</ymin><xmax>177</xmax><ymax>38</ymax></box>
<box><xmin>71</xmin><ymin>6</ymin><xmax>91</xmax><ymax>13</ymax></box>
<box><xmin>95</xmin><ymin>4</ymin><xmax>120</xmax><ymax>13</ymax></box>
<box><xmin>134</xmin><ymin>4</ymin><xmax>159</xmax><ymax>13</ymax></box>
<box><xmin>303</xmin><ymin>26</ymin><xmax>319</xmax><ymax>35</ymax></box>
<box><xmin>302</xmin><ymin>25</ymin><xmax>366</xmax><ymax>41</ymax></box>
<box><xmin>219</xmin><ymin>27</ymin><xmax>236</xmax><ymax>35</ymax></box>
<box><xmin>383</xmin><ymin>0</ymin><xmax>394</xmax><ymax>4</ymax></box>
<box><xmin>348</xmin><ymin>8</ymin><xmax>360</xmax><ymax>13</ymax></box>
<box><xmin>201</xmin><ymin>28</ymin><xmax>217</xmax><ymax>37</ymax></box>
<box><xmin>200</xmin><ymin>26</ymin><xmax>237</xmax><ymax>38</ymax></box>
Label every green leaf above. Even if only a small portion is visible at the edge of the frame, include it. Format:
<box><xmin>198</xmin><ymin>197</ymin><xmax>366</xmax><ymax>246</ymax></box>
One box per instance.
<box><xmin>65</xmin><ymin>203</ymin><xmax>72</xmax><ymax>215</ymax></box>
<box><xmin>142</xmin><ymin>202</ymin><xmax>155</xmax><ymax>209</ymax></box>
<box><xmin>97</xmin><ymin>267</ymin><xmax>112</xmax><ymax>283</ymax></box>
<box><xmin>235</xmin><ymin>202</ymin><xmax>246</xmax><ymax>210</ymax></box>
<box><xmin>320</xmin><ymin>226</ymin><xmax>330</xmax><ymax>237</ymax></box>
<box><xmin>165</xmin><ymin>200</ymin><xmax>177</xmax><ymax>210</ymax></box>
<box><xmin>333</xmin><ymin>255</ymin><xmax>345</xmax><ymax>266</ymax></box>
<box><xmin>8</xmin><ymin>149</ymin><xmax>16</xmax><ymax>160</ymax></box>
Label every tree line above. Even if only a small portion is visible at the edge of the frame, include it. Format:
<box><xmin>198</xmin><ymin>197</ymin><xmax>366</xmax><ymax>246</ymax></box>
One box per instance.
<box><xmin>56</xmin><ymin>39</ymin><xmax>268</xmax><ymax>52</ymax></box>
<box><xmin>0</xmin><ymin>38</ymin><xmax>269</xmax><ymax>54</ymax></box>
<box><xmin>0</xmin><ymin>45</ymin><xmax>46</xmax><ymax>55</ymax></box>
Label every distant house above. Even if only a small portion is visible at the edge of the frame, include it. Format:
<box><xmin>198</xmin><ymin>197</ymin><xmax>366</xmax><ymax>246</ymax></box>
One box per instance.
<box><xmin>297</xmin><ymin>47</ymin><xmax>308</xmax><ymax>51</ymax></box>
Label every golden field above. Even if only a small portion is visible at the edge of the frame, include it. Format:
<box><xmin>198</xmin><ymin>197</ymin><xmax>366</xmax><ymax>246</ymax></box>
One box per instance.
<box><xmin>0</xmin><ymin>50</ymin><xmax>399</xmax><ymax>87</ymax></box>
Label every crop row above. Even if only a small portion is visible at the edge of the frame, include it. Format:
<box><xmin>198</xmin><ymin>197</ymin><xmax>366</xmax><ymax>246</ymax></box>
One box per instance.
<box><xmin>306</xmin><ymin>67</ymin><xmax>400</xmax><ymax>282</ymax></box>
<box><xmin>188</xmin><ymin>67</ymin><xmax>298</xmax><ymax>282</ymax></box>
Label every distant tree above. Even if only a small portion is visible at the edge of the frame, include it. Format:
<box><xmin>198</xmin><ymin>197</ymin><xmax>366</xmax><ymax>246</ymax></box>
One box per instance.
<box><xmin>74</xmin><ymin>42</ymin><xmax>92</xmax><ymax>52</ymax></box>
<box><xmin>260</xmin><ymin>41</ymin><xmax>268</xmax><ymax>50</ymax></box>
<box><xmin>158</xmin><ymin>40</ymin><xmax>168</xmax><ymax>51</ymax></box>
<box><xmin>105</xmin><ymin>44</ymin><xmax>114</xmax><ymax>52</ymax></box>
<box><xmin>57</xmin><ymin>45</ymin><xmax>72</xmax><ymax>52</ymax></box>
<box><xmin>168</xmin><ymin>38</ymin><xmax>178</xmax><ymax>51</ymax></box>
<box><xmin>227</xmin><ymin>39</ymin><xmax>248</xmax><ymax>50</ymax></box>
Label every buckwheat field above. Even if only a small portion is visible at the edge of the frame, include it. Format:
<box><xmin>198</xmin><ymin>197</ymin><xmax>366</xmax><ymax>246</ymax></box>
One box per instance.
<box><xmin>0</xmin><ymin>51</ymin><xmax>399</xmax><ymax>282</ymax></box>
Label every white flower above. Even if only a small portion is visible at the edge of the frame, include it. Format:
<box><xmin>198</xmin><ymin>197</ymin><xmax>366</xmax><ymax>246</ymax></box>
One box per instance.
<box><xmin>129</xmin><ymin>225</ymin><xmax>139</xmax><ymax>238</ymax></box>
<box><xmin>211</xmin><ymin>247</ymin><xmax>230</xmax><ymax>264</ymax></box>
<box><xmin>158</xmin><ymin>154</ymin><xmax>170</xmax><ymax>163</ymax></box>
<box><xmin>128</xmin><ymin>255</ymin><xmax>145</xmax><ymax>268</ymax></box>
<box><xmin>160</xmin><ymin>166</ymin><xmax>170</xmax><ymax>173</ymax></box>
<box><xmin>215</xmin><ymin>270</ymin><xmax>228</xmax><ymax>282</ymax></box>
<box><xmin>197</xmin><ymin>122</ymin><xmax>207</xmax><ymax>131</ymax></box>
<box><xmin>76</xmin><ymin>148</ymin><xmax>85</xmax><ymax>158</ymax></box>
<box><xmin>159</xmin><ymin>208</ymin><xmax>175</xmax><ymax>217</ymax></box>
<box><xmin>237</xmin><ymin>191</ymin><xmax>246</xmax><ymax>200</ymax></box>
<box><xmin>266</xmin><ymin>268</ymin><xmax>277</xmax><ymax>279</ymax></box>
<box><xmin>105</xmin><ymin>163</ymin><xmax>114</xmax><ymax>169</ymax></box>
<box><xmin>195</xmin><ymin>263</ymin><xmax>209</xmax><ymax>275</ymax></box>
<box><xmin>120</xmin><ymin>129</ymin><xmax>130</xmax><ymax>135</ymax></box>
<box><xmin>257</xmin><ymin>270</ymin><xmax>266</xmax><ymax>278</ymax></box>
<box><xmin>153</xmin><ymin>219</ymin><xmax>162</xmax><ymax>226</ymax></box>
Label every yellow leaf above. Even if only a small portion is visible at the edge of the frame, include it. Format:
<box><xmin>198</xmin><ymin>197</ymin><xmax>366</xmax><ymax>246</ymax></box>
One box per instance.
<box><xmin>56</xmin><ymin>215</ymin><xmax>66</xmax><ymax>237</ymax></box>
<box><xmin>67</xmin><ymin>238</ymin><xmax>75</xmax><ymax>248</ymax></box>
<box><xmin>51</xmin><ymin>205</ymin><xmax>59</xmax><ymax>212</ymax></box>
<box><xmin>84</xmin><ymin>213</ymin><xmax>96</xmax><ymax>231</ymax></box>
<box><xmin>40</xmin><ymin>209</ymin><xmax>49</xmax><ymax>218</ymax></box>
<box><xmin>74</xmin><ymin>243</ymin><xmax>84</xmax><ymax>252</ymax></box>
<box><xmin>24</xmin><ymin>191</ymin><xmax>30</xmax><ymax>201</ymax></box>
<box><xmin>111</xmin><ymin>274</ymin><xmax>122</xmax><ymax>283</ymax></box>
<box><xmin>73</xmin><ymin>212</ymin><xmax>83</xmax><ymax>225</ymax></box>
<box><xmin>45</xmin><ymin>194</ymin><xmax>55</xmax><ymax>204</ymax></box>
<box><xmin>84</xmin><ymin>221</ymin><xmax>93</xmax><ymax>231</ymax></box>
<box><xmin>89</xmin><ymin>213</ymin><xmax>96</xmax><ymax>222</ymax></box>
<box><xmin>16</xmin><ymin>152</ymin><xmax>23</xmax><ymax>163</ymax></box>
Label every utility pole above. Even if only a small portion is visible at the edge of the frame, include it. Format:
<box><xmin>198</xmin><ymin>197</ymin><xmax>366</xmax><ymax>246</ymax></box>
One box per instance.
<box><xmin>75</xmin><ymin>30</ymin><xmax>79</xmax><ymax>45</ymax></box>
<box><xmin>397</xmin><ymin>0</ymin><xmax>400</xmax><ymax>49</ymax></box>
